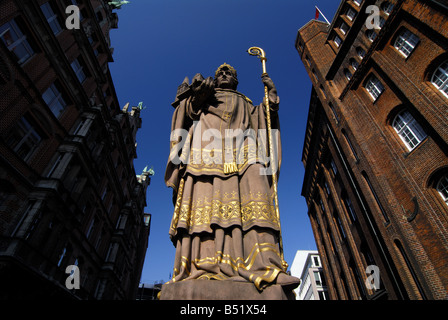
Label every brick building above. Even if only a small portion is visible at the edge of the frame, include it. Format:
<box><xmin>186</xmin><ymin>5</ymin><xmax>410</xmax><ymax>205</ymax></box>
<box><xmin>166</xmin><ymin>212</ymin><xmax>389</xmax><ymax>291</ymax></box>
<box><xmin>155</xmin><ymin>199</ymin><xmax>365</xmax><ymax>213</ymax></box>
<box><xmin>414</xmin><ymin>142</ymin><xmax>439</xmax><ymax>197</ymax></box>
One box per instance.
<box><xmin>297</xmin><ymin>0</ymin><xmax>448</xmax><ymax>299</ymax></box>
<box><xmin>0</xmin><ymin>0</ymin><xmax>151</xmax><ymax>299</ymax></box>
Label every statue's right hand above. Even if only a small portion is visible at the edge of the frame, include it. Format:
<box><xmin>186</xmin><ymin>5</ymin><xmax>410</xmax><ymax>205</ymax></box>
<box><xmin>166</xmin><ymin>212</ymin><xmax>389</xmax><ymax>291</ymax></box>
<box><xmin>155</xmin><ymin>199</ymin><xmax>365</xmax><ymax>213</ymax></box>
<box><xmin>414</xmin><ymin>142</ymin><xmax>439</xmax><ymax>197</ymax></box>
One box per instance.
<box><xmin>192</xmin><ymin>76</ymin><xmax>215</xmax><ymax>99</ymax></box>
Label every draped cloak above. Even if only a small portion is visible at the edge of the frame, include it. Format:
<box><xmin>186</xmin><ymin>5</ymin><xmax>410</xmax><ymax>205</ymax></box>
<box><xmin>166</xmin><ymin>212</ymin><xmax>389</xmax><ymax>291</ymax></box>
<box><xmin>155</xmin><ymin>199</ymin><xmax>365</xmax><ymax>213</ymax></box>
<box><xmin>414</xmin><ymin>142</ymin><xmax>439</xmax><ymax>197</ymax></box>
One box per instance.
<box><xmin>164</xmin><ymin>87</ymin><xmax>299</xmax><ymax>291</ymax></box>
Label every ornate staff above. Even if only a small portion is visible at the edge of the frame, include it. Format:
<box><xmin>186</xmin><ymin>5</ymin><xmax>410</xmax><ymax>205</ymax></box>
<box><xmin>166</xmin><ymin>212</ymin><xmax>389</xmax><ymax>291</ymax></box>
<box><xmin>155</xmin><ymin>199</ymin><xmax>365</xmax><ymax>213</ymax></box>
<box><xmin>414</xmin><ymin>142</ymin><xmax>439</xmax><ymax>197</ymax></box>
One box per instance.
<box><xmin>247</xmin><ymin>47</ymin><xmax>287</xmax><ymax>271</ymax></box>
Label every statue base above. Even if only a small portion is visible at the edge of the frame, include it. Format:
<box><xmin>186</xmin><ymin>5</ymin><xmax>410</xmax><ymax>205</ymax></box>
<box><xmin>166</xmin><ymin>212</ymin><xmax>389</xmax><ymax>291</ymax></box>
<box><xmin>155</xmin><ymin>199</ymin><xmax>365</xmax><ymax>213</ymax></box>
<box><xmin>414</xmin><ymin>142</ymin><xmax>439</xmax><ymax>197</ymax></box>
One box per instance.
<box><xmin>159</xmin><ymin>280</ymin><xmax>296</xmax><ymax>300</ymax></box>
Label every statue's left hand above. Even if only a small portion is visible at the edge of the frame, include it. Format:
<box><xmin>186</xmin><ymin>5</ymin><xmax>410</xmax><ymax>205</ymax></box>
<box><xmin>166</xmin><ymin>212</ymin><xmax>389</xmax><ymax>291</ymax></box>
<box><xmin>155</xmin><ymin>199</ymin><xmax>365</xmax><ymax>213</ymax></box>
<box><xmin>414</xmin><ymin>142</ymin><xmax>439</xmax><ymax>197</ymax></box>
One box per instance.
<box><xmin>261</xmin><ymin>74</ymin><xmax>276</xmax><ymax>91</ymax></box>
<box><xmin>261</xmin><ymin>74</ymin><xmax>278</xmax><ymax>105</ymax></box>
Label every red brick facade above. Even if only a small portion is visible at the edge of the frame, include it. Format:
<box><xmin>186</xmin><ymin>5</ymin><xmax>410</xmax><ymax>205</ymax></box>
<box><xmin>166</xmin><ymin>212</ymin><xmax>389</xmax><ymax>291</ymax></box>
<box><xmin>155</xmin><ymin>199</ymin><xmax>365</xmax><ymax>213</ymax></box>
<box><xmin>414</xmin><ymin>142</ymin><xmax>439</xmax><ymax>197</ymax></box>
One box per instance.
<box><xmin>298</xmin><ymin>0</ymin><xmax>448</xmax><ymax>299</ymax></box>
<box><xmin>0</xmin><ymin>0</ymin><xmax>150</xmax><ymax>299</ymax></box>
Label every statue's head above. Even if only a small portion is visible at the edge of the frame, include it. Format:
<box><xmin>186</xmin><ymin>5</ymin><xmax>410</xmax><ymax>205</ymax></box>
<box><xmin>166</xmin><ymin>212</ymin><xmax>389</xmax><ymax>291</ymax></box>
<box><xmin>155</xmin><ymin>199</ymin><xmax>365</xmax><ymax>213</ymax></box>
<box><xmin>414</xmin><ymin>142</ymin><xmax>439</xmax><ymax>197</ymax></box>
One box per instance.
<box><xmin>214</xmin><ymin>63</ymin><xmax>238</xmax><ymax>90</ymax></box>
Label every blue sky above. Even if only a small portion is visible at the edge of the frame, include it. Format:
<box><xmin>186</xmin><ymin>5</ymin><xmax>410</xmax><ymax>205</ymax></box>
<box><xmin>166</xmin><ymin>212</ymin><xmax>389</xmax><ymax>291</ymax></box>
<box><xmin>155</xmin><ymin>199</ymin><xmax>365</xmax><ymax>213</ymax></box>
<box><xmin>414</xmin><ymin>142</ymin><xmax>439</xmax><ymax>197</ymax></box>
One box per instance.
<box><xmin>108</xmin><ymin>0</ymin><xmax>341</xmax><ymax>284</ymax></box>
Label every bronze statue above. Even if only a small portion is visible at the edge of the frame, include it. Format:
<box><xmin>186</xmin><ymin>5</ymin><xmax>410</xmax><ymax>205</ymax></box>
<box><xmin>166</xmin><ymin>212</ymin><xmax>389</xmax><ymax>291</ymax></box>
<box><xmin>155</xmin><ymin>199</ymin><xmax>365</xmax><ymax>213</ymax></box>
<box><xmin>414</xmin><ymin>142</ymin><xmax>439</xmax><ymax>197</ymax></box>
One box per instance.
<box><xmin>162</xmin><ymin>61</ymin><xmax>300</xmax><ymax>299</ymax></box>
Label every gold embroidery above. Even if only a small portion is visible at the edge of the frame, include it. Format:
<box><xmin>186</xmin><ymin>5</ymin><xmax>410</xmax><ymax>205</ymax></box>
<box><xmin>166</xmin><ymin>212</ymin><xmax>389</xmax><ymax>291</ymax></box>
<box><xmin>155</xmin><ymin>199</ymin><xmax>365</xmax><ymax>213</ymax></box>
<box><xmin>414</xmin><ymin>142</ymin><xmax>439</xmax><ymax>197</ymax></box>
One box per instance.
<box><xmin>224</xmin><ymin>162</ymin><xmax>238</xmax><ymax>174</ymax></box>
<box><xmin>170</xmin><ymin>178</ymin><xmax>185</xmax><ymax>233</ymax></box>
<box><xmin>170</xmin><ymin>196</ymin><xmax>278</xmax><ymax>233</ymax></box>
<box><xmin>172</xmin><ymin>242</ymin><xmax>284</xmax><ymax>290</ymax></box>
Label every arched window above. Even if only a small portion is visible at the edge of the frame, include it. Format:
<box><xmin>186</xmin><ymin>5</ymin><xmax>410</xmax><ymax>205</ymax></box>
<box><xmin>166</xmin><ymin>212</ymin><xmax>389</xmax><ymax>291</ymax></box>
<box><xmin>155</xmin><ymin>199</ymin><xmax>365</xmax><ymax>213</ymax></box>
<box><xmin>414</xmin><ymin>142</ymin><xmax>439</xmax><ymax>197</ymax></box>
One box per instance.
<box><xmin>431</xmin><ymin>60</ymin><xmax>448</xmax><ymax>98</ymax></box>
<box><xmin>366</xmin><ymin>29</ymin><xmax>377</xmax><ymax>42</ymax></box>
<box><xmin>356</xmin><ymin>47</ymin><xmax>366</xmax><ymax>59</ymax></box>
<box><xmin>437</xmin><ymin>175</ymin><xmax>448</xmax><ymax>206</ymax></box>
<box><xmin>344</xmin><ymin>68</ymin><xmax>352</xmax><ymax>80</ymax></box>
<box><xmin>394</xmin><ymin>28</ymin><xmax>419</xmax><ymax>58</ymax></box>
<box><xmin>365</xmin><ymin>74</ymin><xmax>384</xmax><ymax>101</ymax></box>
<box><xmin>392</xmin><ymin>110</ymin><xmax>427</xmax><ymax>151</ymax></box>
<box><xmin>350</xmin><ymin>58</ymin><xmax>359</xmax><ymax>71</ymax></box>
<box><xmin>381</xmin><ymin>1</ymin><xmax>395</xmax><ymax>15</ymax></box>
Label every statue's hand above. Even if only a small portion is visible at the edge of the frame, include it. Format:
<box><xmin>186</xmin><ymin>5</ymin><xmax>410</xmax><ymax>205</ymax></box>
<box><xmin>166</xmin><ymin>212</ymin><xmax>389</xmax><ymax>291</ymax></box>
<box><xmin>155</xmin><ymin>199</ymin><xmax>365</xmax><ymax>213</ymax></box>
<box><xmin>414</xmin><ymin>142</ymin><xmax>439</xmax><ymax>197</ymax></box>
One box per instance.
<box><xmin>262</xmin><ymin>74</ymin><xmax>278</xmax><ymax>106</ymax></box>
<box><xmin>261</xmin><ymin>74</ymin><xmax>276</xmax><ymax>91</ymax></box>
<box><xmin>192</xmin><ymin>76</ymin><xmax>215</xmax><ymax>101</ymax></box>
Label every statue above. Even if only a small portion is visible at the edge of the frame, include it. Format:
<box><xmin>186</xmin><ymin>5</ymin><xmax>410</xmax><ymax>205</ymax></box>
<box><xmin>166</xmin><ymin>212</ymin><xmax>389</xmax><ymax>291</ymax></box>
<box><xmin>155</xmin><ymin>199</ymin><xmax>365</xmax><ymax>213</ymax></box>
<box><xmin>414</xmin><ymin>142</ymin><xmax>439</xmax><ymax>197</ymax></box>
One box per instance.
<box><xmin>162</xmin><ymin>60</ymin><xmax>300</xmax><ymax>299</ymax></box>
<box><xmin>108</xmin><ymin>1</ymin><xmax>130</xmax><ymax>9</ymax></box>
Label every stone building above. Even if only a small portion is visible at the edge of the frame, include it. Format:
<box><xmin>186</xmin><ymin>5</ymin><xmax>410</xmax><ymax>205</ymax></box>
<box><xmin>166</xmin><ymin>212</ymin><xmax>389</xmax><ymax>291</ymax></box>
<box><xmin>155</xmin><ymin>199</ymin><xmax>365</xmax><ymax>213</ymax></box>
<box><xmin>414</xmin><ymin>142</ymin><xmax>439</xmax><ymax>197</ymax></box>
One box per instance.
<box><xmin>0</xmin><ymin>0</ymin><xmax>151</xmax><ymax>299</ymax></box>
<box><xmin>297</xmin><ymin>0</ymin><xmax>448</xmax><ymax>299</ymax></box>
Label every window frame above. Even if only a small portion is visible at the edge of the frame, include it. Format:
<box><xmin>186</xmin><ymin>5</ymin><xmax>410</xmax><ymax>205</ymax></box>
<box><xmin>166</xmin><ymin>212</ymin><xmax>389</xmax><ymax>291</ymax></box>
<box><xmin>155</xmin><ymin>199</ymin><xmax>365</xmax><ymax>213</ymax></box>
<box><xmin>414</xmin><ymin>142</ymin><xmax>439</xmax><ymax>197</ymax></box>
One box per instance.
<box><xmin>71</xmin><ymin>57</ymin><xmax>87</xmax><ymax>83</ymax></box>
<box><xmin>431</xmin><ymin>60</ymin><xmax>448</xmax><ymax>99</ymax></box>
<box><xmin>344</xmin><ymin>68</ymin><xmax>352</xmax><ymax>80</ymax></box>
<box><xmin>340</xmin><ymin>21</ymin><xmax>349</xmax><ymax>35</ymax></box>
<box><xmin>392</xmin><ymin>110</ymin><xmax>427</xmax><ymax>151</ymax></box>
<box><xmin>346</xmin><ymin>7</ymin><xmax>357</xmax><ymax>21</ymax></box>
<box><xmin>394</xmin><ymin>28</ymin><xmax>420</xmax><ymax>58</ymax></box>
<box><xmin>381</xmin><ymin>1</ymin><xmax>395</xmax><ymax>15</ymax></box>
<box><xmin>40</xmin><ymin>2</ymin><xmax>63</xmax><ymax>35</ymax></box>
<box><xmin>42</xmin><ymin>82</ymin><xmax>67</xmax><ymax>118</ymax></box>
<box><xmin>366</xmin><ymin>29</ymin><xmax>377</xmax><ymax>42</ymax></box>
<box><xmin>6</xmin><ymin>116</ymin><xmax>43</xmax><ymax>162</ymax></box>
<box><xmin>0</xmin><ymin>19</ymin><xmax>34</xmax><ymax>65</ymax></box>
<box><xmin>356</xmin><ymin>47</ymin><xmax>366</xmax><ymax>59</ymax></box>
<box><xmin>437</xmin><ymin>175</ymin><xmax>448</xmax><ymax>207</ymax></box>
<box><xmin>365</xmin><ymin>74</ymin><xmax>385</xmax><ymax>101</ymax></box>
<box><xmin>334</xmin><ymin>34</ymin><xmax>342</xmax><ymax>48</ymax></box>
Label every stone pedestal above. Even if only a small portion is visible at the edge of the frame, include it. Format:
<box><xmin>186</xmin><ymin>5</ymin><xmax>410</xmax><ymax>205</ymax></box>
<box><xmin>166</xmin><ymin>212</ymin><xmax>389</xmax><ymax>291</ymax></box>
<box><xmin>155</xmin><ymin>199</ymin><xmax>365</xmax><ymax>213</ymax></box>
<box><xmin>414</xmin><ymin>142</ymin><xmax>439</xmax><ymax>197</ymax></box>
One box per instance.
<box><xmin>159</xmin><ymin>280</ymin><xmax>296</xmax><ymax>300</ymax></box>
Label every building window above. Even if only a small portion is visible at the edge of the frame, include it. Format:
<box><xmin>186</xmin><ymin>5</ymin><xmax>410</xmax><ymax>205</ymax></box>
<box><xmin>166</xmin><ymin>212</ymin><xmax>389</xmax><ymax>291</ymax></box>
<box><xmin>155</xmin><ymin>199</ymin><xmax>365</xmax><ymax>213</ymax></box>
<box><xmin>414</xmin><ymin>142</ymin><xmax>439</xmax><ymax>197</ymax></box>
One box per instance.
<box><xmin>366</xmin><ymin>29</ymin><xmax>377</xmax><ymax>42</ymax></box>
<box><xmin>394</xmin><ymin>29</ymin><xmax>419</xmax><ymax>58</ymax></box>
<box><xmin>330</xmin><ymin>158</ymin><xmax>338</xmax><ymax>175</ymax></box>
<box><xmin>0</xmin><ymin>19</ymin><xmax>34</xmax><ymax>65</ymax></box>
<box><xmin>329</xmin><ymin>102</ymin><xmax>340</xmax><ymax>123</ymax></box>
<box><xmin>313</xmin><ymin>256</ymin><xmax>321</xmax><ymax>267</ymax></box>
<box><xmin>345</xmin><ymin>197</ymin><xmax>357</xmax><ymax>222</ymax></box>
<box><xmin>344</xmin><ymin>68</ymin><xmax>352</xmax><ymax>80</ymax></box>
<box><xmin>86</xmin><ymin>217</ymin><xmax>95</xmax><ymax>239</ymax></box>
<box><xmin>357</xmin><ymin>47</ymin><xmax>366</xmax><ymax>59</ymax></box>
<box><xmin>40</xmin><ymin>2</ymin><xmax>62</xmax><ymax>35</ymax></box>
<box><xmin>6</xmin><ymin>116</ymin><xmax>43</xmax><ymax>162</ymax></box>
<box><xmin>324</xmin><ymin>181</ymin><xmax>331</xmax><ymax>196</ymax></box>
<box><xmin>334</xmin><ymin>35</ymin><xmax>342</xmax><ymax>47</ymax></box>
<box><xmin>431</xmin><ymin>60</ymin><xmax>448</xmax><ymax>98</ymax></box>
<box><xmin>320</xmin><ymin>85</ymin><xmax>327</xmax><ymax>99</ymax></box>
<box><xmin>353</xmin><ymin>0</ymin><xmax>363</xmax><ymax>6</ymax></box>
<box><xmin>340</xmin><ymin>21</ymin><xmax>349</xmax><ymax>35</ymax></box>
<box><xmin>437</xmin><ymin>175</ymin><xmax>448</xmax><ymax>206</ymax></box>
<box><xmin>381</xmin><ymin>1</ymin><xmax>395</xmax><ymax>15</ymax></box>
<box><xmin>42</xmin><ymin>83</ymin><xmax>67</xmax><ymax>117</ymax></box>
<box><xmin>392</xmin><ymin>110</ymin><xmax>427</xmax><ymax>151</ymax></box>
<box><xmin>336</xmin><ymin>214</ymin><xmax>347</xmax><ymax>239</ymax></box>
<box><xmin>319</xmin><ymin>198</ymin><xmax>326</xmax><ymax>213</ymax></box>
<box><xmin>314</xmin><ymin>271</ymin><xmax>323</xmax><ymax>286</ymax></box>
<box><xmin>350</xmin><ymin>58</ymin><xmax>359</xmax><ymax>71</ymax></box>
<box><xmin>342</xmin><ymin>129</ymin><xmax>359</xmax><ymax>161</ymax></box>
<box><xmin>57</xmin><ymin>246</ymin><xmax>67</xmax><ymax>267</ymax></box>
<box><xmin>365</xmin><ymin>74</ymin><xmax>385</xmax><ymax>101</ymax></box>
<box><xmin>71</xmin><ymin>57</ymin><xmax>86</xmax><ymax>83</ymax></box>
<box><xmin>346</xmin><ymin>8</ymin><xmax>357</xmax><ymax>21</ymax></box>
<box><xmin>362</xmin><ymin>171</ymin><xmax>390</xmax><ymax>223</ymax></box>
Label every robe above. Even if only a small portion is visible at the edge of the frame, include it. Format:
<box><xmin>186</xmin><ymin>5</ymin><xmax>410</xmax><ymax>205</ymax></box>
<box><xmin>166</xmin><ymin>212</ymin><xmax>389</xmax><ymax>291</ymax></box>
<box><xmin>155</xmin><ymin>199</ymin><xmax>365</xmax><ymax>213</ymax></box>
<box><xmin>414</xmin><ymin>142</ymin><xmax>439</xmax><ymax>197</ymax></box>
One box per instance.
<box><xmin>164</xmin><ymin>86</ymin><xmax>299</xmax><ymax>291</ymax></box>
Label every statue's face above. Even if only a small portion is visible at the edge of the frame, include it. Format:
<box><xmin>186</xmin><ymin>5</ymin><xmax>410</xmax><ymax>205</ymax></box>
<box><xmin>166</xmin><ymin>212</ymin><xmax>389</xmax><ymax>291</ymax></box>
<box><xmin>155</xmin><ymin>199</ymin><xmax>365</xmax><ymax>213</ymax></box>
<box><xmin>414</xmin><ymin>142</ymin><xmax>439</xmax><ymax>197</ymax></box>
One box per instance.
<box><xmin>215</xmin><ymin>68</ymin><xmax>238</xmax><ymax>90</ymax></box>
